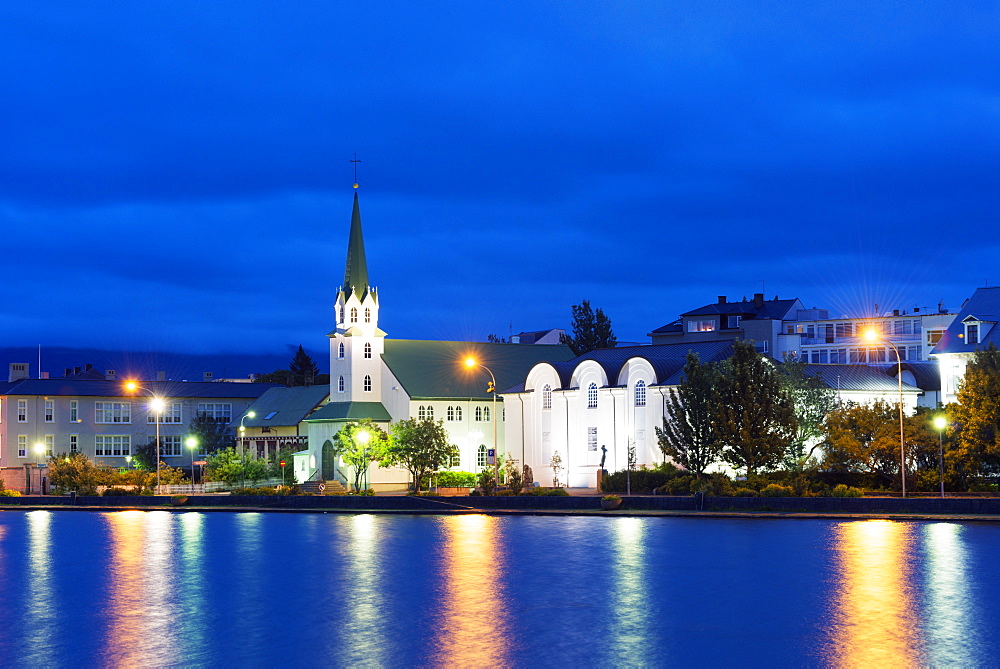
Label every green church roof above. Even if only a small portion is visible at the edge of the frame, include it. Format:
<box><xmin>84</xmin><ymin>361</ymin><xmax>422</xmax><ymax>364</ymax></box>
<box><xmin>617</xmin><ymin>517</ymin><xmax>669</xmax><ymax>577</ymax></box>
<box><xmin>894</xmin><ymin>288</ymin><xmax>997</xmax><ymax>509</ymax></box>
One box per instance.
<box><xmin>304</xmin><ymin>401</ymin><xmax>392</xmax><ymax>422</ymax></box>
<box><xmin>342</xmin><ymin>192</ymin><xmax>372</xmax><ymax>302</ymax></box>
<box><xmin>382</xmin><ymin>340</ymin><xmax>575</xmax><ymax>399</ymax></box>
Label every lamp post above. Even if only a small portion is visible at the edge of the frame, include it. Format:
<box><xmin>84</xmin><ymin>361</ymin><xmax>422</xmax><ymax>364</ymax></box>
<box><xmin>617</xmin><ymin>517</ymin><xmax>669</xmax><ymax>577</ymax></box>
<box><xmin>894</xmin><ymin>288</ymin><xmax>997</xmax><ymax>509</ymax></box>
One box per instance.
<box><xmin>239</xmin><ymin>411</ymin><xmax>256</xmax><ymax>489</ymax></box>
<box><xmin>356</xmin><ymin>429</ymin><xmax>370</xmax><ymax>492</ymax></box>
<box><xmin>864</xmin><ymin>329</ymin><xmax>907</xmax><ymax>497</ymax></box>
<box><xmin>464</xmin><ymin>358</ymin><xmax>499</xmax><ymax>489</ymax></box>
<box><xmin>186</xmin><ymin>436</ymin><xmax>198</xmax><ymax>494</ymax></box>
<box><xmin>34</xmin><ymin>443</ymin><xmax>45</xmax><ymax>495</ymax></box>
<box><xmin>125</xmin><ymin>382</ymin><xmax>165</xmax><ymax>494</ymax></box>
<box><xmin>933</xmin><ymin>416</ymin><xmax>948</xmax><ymax>499</ymax></box>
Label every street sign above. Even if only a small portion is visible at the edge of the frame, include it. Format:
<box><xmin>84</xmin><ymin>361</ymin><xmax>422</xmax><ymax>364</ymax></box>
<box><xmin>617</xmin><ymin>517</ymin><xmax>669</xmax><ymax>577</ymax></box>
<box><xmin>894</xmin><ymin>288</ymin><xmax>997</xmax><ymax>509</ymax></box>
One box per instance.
<box><xmin>487</xmin><ymin>448</ymin><xmax>496</xmax><ymax>465</ymax></box>
<box><xmin>193</xmin><ymin>461</ymin><xmax>207</xmax><ymax>466</ymax></box>
<box><xmin>318</xmin><ymin>482</ymin><xmax>326</xmax><ymax>492</ymax></box>
<box><xmin>280</xmin><ymin>460</ymin><xmax>286</xmax><ymax>467</ymax></box>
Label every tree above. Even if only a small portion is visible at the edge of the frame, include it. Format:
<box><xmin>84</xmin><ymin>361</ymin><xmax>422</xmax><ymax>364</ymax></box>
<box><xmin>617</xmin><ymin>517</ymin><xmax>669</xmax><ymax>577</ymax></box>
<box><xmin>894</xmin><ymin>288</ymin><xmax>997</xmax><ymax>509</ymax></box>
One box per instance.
<box><xmin>334</xmin><ymin>420</ymin><xmax>389</xmax><ymax>491</ymax></box>
<box><xmin>560</xmin><ymin>300</ymin><xmax>617</xmax><ymax>355</ymax></box>
<box><xmin>656</xmin><ymin>352</ymin><xmax>722</xmax><ymax>478</ymax></box>
<box><xmin>776</xmin><ymin>353</ymin><xmax>837</xmax><ymax>469</ymax></box>
<box><xmin>822</xmin><ymin>400</ymin><xmax>905</xmax><ymax>486</ymax></box>
<box><xmin>714</xmin><ymin>340</ymin><xmax>797</xmax><ymax>477</ymax></box>
<box><xmin>486</xmin><ymin>333</ymin><xmax>508</xmax><ymax>343</ymax></box>
<box><xmin>290</xmin><ymin>344</ymin><xmax>320</xmax><ymax>386</ymax></box>
<box><xmin>383</xmin><ymin>418</ymin><xmax>458</xmax><ymax>493</ymax></box>
<box><xmin>204</xmin><ymin>447</ymin><xmax>269</xmax><ymax>486</ymax></box>
<box><xmin>952</xmin><ymin>343</ymin><xmax>1000</xmax><ymax>483</ymax></box>
<box><xmin>47</xmin><ymin>452</ymin><xmax>108</xmax><ymax>495</ymax></box>
<box><xmin>189</xmin><ymin>412</ymin><xmax>234</xmax><ymax>454</ymax></box>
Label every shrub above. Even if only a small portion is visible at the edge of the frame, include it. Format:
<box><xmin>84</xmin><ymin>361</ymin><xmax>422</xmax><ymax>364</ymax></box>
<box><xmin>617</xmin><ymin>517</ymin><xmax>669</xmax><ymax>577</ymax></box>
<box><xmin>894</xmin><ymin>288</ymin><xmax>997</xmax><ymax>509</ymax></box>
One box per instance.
<box><xmin>602</xmin><ymin>494</ymin><xmax>621</xmax><ymax>502</ymax></box>
<box><xmin>0</xmin><ymin>490</ymin><xmax>22</xmax><ymax>497</ymax></box>
<box><xmin>760</xmin><ymin>484</ymin><xmax>795</xmax><ymax>497</ymax></box>
<box><xmin>543</xmin><ymin>487</ymin><xmax>569</xmax><ymax>496</ymax></box>
<box><xmin>733</xmin><ymin>487</ymin><xmax>758</xmax><ymax>497</ymax></box>
<box><xmin>102</xmin><ymin>487</ymin><xmax>140</xmax><ymax>497</ymax></box>
<box><xmin>437</xmin><ymin>471</ymin><xmax>477</xmax><ymax>488</ymax></box>
<box><xmin>407</xmin><ymin>491</ymin><xmax>440</xmax><ymax>497</ymax></box>
<box><xmin>831</xmin><ymin>484</ymin><xmax>863</xmax><ymax>498</ymax></box>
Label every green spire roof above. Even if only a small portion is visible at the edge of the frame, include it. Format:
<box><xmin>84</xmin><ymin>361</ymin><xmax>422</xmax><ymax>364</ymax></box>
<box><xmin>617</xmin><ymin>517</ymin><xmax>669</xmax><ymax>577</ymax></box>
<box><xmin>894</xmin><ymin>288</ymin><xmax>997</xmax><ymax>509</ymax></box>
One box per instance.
<box><xmin>342</xmin><ymin>192</ymin><xmax>371</xmax><ymax>300</ymax></box>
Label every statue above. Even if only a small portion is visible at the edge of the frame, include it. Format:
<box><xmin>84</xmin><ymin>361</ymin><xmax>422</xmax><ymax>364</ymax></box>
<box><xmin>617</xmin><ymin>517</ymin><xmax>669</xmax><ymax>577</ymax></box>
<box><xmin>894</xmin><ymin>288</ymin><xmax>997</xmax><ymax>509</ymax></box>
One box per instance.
<box><xmin>600</xmin><ymin>445</ymin><xmax>607</xmax><ymax>470</ymax></box>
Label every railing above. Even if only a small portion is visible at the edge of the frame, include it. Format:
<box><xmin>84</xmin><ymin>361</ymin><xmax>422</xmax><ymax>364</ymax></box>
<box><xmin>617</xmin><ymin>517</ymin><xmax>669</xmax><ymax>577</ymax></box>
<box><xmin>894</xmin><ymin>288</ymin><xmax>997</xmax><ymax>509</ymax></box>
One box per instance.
<box><xmin>798</xmin><ymin>333</ymin><xmax>924</xmax><ymax>346</ymax></box>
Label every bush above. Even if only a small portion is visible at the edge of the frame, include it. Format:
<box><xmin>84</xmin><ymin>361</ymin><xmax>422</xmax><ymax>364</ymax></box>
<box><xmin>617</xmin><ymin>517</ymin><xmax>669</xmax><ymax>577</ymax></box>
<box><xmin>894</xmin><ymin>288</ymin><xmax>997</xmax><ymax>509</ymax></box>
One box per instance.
<box><xmin>760</xmin><ymin>484</ymin><xmax>795</xmax><ymax>497</ymax></box>
<box><xmin>733</xmin><ymin>487</ymin><xmax>758</xmax><ymax>497</ymax></box>
<box><xmin>599</xmin><ymin>468</ymin><xmax>672</xmax><ymax>494</ymax></box>
<box><xmin>602</xmin><ymin>494</ymin><xmax>621</xmax><ymax>502</ymax></box>
<box><xmin>543</xmin><ymin>487</ymin><xmax>569</xmax><ymax>496</ymax></box>
<box><xmin>0</xmin><ymin>489</ymin><xmax>22</xmax><ymax>497</ymax></box>
<box><xmin>102</xmin><ymin>487</ymin><xmax>141</xmax><ymax>497</ymax></box>
<box><xmin>437</xmin><ymin>471</ymin><xmax>478</xmax><ymax>488</ymax></box>
<box><xmin>407</xmin><ymin>491</ymin><xmax>440</xmax><ymax>497</ymax></box>
<box><xmin>831</xmin><ymin>484</ymin><xmax>863</xmax><ymax>498</ymax></box>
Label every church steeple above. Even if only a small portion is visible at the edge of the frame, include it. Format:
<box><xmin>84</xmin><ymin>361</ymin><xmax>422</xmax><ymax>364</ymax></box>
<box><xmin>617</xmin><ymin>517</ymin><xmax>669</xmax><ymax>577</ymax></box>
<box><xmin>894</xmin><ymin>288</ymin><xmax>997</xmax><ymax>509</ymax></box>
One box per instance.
<box><xmin>342</xmin><ymin>192</ymin><xmax>371</xmax><ymax>301</ymax></box>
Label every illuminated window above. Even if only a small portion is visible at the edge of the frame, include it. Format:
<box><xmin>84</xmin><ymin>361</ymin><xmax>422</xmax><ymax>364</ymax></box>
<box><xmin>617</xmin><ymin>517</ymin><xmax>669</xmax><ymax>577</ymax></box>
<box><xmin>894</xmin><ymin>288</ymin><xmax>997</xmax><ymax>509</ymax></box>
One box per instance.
<box><xmin>477</xmin><ymin>444</ymin><xmax>487</xmax><ymax>468</ymax></box>
<box><xmin>95</xmin><ymin>402</ymin><xmax>131</xmax><ymax>424</ymax></box>
<box><xmin>542</xmin><ymin>385</ymin><xmax>552</xmax><ymax>410</ymax></box>
<box><xmin>338</xmin><ymin>375</ymin><xmax>345</xmax><ymax>392</ymax></box>
<box><xmin>365</xmin><ymin>308</ymin><xmax>371</xmax><ymax>323</ymax></box>
<box><xmin>197</xmin><ymin>403</ymin><xmax>231</xmax><ymax>423</ymax></box>
<box><xmin>44</xmin><ymin>435</ymin><xmax>54</xmax><ymax>457</ymax></box>
<box><xmin>44</xmin><ymin>400</ymin><xmax>54</xmax><ymax>423</ymax></box>
<box><xmin>927</xmin><ymin>330</ymin><xmax>944</xmax><ymax>346</ymax></box>
<box><xmin>687</xmin><ymin>320</ymin><xmax>715</xmax><ymax>332</ymax></box>
<box><xmin>363</xmin><ymin>375</ymin><xmax>372</xmax><ymax>392</ymax></box>
<box><xmin>17</xmin><ymin>400</ymin><xmax>27</xmax><ymax>423</ymax></box>
<box><xmin>338</xmin><ymin>343</ymin><xmax>345</xmax><ymax>359</ymax></box>
<box><xmin>158</xmin><ymin>435</ymin><xmax>182</xmax><ymax>457</ymax></box>
<box><xmin>95</xmin><ymin>435</ymin><xmax>131</xmax><ymax>457</ymax></box>
<box><xmin>18</xmin><ymin>435</ymin><xmax>27</xmax><ymax>458</ymax></box>
<box><xmin>364</xmin><ymin>343</ymin><xmax>372</xmax><ymax>359</ymax></box>
<box><xmin>350</xmin><ymin>307</ymin><xmax>358</xmax><ymax>323</ymax></box>
<box><xmin>587</xmin><ymin>383</ymin><xmax>598</xmax><ymax>409</ymax></box>
<box><xmin>634</xmin><ymin>380</ymin><xmax>646</xmax><ymax>407</ymax></box>
<box><xmin>148</xmin><ymin>402</ymin><xmax>182</xmax><ymax>424</ymax></box>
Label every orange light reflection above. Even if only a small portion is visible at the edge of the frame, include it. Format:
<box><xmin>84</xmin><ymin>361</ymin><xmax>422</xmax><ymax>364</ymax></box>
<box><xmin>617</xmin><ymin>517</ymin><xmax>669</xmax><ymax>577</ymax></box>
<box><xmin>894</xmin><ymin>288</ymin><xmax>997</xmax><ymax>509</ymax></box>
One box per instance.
<box><xmin>827</xmin><ymin>520</ymin><xmax>924</xmax><ymax>667</ymax></box>
<box><xmin>432</xmin><ymin>515</ymin><xmax>510</xmax><ymax>666</ymax></box>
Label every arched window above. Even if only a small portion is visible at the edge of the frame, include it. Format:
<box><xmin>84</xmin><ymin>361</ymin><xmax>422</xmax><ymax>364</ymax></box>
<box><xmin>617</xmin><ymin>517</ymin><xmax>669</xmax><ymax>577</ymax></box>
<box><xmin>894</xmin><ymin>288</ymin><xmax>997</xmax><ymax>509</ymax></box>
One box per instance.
<box><xmin>365</xmin><ymin>307</ymin><xmax>371</xmax><ymax>323</ymax></box>
<box><xmin>447</xmin><ymin>406</ymin><xmax>455</xmax><ymax>421</ymax></box>
<box><xmin>477</xmin><ymin>445</ymin><xmax>487</xmax><ymax>468</ymax></box>
<box><xmin>542</xmin><ymin>384</ymin><xmax>552</xmax><ymax>410</ymax></box>
<box><xmin>364</xmin><ymin>343</ymin><xmax>372</xmax><ymax>359</ymax></box>
<box><xmin>418</xmin><ymin>405</ymin><xmax>426</xmax><ymax>420</ymax></box>
<box><xmin>339</xmin><ymin>306</ymin><xmax>345</xmax><ymax>322</ymax></box>
<box><xmin>587</xmin><ymin>382</ymin><xmax>598</xmax><ymax>409</ymax></box>
<box><xmin>363</xmin><ymin>375</ymin><xmax>372</xmax><ymax>392</ymax></box>
<box><xmin>338</xmin><ymin>343</ymin><xmax>345</xmax><ymax>359</ymax></box>
<box><xmin>338</xmin><ymin>375</ymin><xmax>345</xmax><ymax>392</ymax></box>
<box><xmin>634</xmin><ymin>380</ymin><xmax>646</xmax><ymax>407</ymax></box>
<box><xmin>426</xmin><ymin>405</ymin><xmax>434</xmax><ymax>420</ymax></box>
<box><xmin>455</xmin><ymin>406</ymin><xmax>462</xmax><ymax>421</ymax></box>
<box><xmin>350</xmin><ymin>307</ymin><xmax>358</xmax><ymax>323</ymax></box>
<box><xmin>483</xmin><ymin>406</ymin><xmax>490</xmax><ymax>422</ymax></box>
<box><xmin>475</xmin><ymin>406</ymin><xmax>482</xmax><ymax>421</ymax></box>
<box><xmin>450</xmin><ymin>452</ymin><xmax>461</xmax><ymax>467</ymax></box>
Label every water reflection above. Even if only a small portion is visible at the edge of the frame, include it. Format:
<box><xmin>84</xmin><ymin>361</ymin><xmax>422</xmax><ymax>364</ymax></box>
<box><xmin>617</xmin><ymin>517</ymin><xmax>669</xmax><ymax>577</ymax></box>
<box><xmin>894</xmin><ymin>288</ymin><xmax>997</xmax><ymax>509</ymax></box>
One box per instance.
<box><xmin>609</xmin><ymin>517</ymin><xmax>650</xmax><ymax>661</ymax></box>
<box><xmin>826</xmin><ymin>520</ymin><xmax>923</xmax><ymax>666</ymax></box>
<box><xmin>25</xmin><ymin>511</ymin><xmax>55</xmax><ymax>666</ymax></box>
<box><xmin>337</xmin><ymin>514</ymin><xmax>386</xmax><ymax>665</ymax></box>
<box><xmin>101</xmin><ymin>511</ymin><xmax>179</xmax><ymax>668</ymax></box>
<box><xmin>177</xmin><ymin>513</ymin><xmax>207</xmax><ymax>657</ymax></box>
<box><xmin>432</xmin><ymin>514</ymin><xmax>510</xmax><ymax>666</ymax></box>
<box><xmin>922</xmin><ymin>523</ymin><xmax>980</xmax><ymax>665</ymax></box>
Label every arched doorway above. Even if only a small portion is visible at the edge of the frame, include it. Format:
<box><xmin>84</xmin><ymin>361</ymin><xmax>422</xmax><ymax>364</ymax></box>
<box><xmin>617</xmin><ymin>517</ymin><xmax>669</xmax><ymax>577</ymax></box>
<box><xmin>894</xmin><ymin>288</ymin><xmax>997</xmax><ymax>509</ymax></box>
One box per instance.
<box><xmin>321</xmin><ymin>439</ymin><xmax>338</xmax><ymax>480</ymax></box>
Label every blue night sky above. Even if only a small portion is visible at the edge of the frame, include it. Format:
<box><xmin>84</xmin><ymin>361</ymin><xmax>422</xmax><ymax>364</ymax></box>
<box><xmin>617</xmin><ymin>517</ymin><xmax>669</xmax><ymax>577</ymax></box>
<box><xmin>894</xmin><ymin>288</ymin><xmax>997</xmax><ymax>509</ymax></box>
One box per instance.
<box><xmin>2</xmin><ymin>1</ymin><xmax>997</xmax><ymax>355</ymax></box>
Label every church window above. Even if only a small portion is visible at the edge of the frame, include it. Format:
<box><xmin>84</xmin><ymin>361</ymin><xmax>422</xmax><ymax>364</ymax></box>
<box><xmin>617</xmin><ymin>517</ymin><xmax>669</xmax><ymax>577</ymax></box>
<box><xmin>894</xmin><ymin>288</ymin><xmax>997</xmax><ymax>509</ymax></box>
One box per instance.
<box><xmin>447</xmin><ymin>406</ymin><xmax>455</xmax><ymax>421</ymax></box>
<box><xmin>477</xmin><ymin>445</ymin><xmax>487</xmax><ymax>468</ymax></box>
<box><xmin>365</xmin><ymin>307</ymin><xmax>371</xmax><ymax>323</ymax></box>
<box><xmin>338</xmin><ymin>376</ymin><xmax>345</xmax><ymax>392</ymax></box>
<box><xmin>454</xmin><ymin>406</ymin><xmax>462</xmax><ymax>421</ymax></box>
<box><xmin>587</xmin><ymin>383</ymin><xmax>598</xmax><ymax>409</ymax></box>
<box><xmin>363</xmin><ymin>375</ymin><xmax>372</xmax><ymax>392</ymax></box>
<box><xmin>426</xmin><ymin>406</ymin><xmax>434</xmax><ymax>420</ymax></box>
<box><xmin>338</xmin><ymin>343</ymin><xmax>345</xmax><ymax>359</ymax></box>
<box><xmin>418</xmin><ymin>405</ymin><xmax>426</xmax><ymax>419</ymax></box>
<box><xmin>450</xmin><ymin>452</ymin><xmax>461</xmax><ymax>467</ymax></box>
<box><xmin>350</xmin><ymin>307</ymin><xmax>358</xmax><ymax>323</ymax></box>
<box><xmin>634</xmin><ymin>380</ymin><xmax>646</xmax><ymax>407</ymax></box>
<box><xmin>475</xmin><ymin>406</ymin><xmax>482</xmax><ymax>421</ymax></box>
<box><xmin>542</xmin><ymin>385</ymin><xmax>552</xmax><ymax>410</ymax></box>
<box><xmin>364</xmin><ymin>343</ymin><xmax>372</xmax><ymax>358</ymax></box>
<box><xmin>339</xmin><ymin>306</ymin><xmax>344</xmax><ymax>322</ymax></box>
<box><xmin>483</xmin><ymin>406</ymin><xmax>490</xmax><ymax>422</ymax></box>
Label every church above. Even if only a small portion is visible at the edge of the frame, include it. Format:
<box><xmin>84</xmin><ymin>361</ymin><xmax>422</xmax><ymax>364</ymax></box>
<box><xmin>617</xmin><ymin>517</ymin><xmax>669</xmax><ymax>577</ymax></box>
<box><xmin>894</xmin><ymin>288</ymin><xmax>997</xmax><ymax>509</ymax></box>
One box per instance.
<box><xmin>291</xmin><ymin>189</ymin><xmax>574</xmax><ymax>489</ymax></box>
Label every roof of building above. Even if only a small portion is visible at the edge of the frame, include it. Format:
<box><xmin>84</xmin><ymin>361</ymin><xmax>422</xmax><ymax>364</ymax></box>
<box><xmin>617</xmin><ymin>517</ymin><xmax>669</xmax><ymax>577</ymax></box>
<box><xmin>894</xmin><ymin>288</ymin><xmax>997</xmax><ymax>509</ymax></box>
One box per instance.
<box><xmin>341</xmin><ymin>192</ymin><xmax>374</xmax><ymax>303</ymax></box>
<box><xmin>648</xmin><ymin>295</ymin><xmax>801</xmax><ymax>336</ymax></box>
<box><xmin>871</xmin><ymin>361</ymin><xmax>942</xmax><ymax>391</ymax></box>
<box><xmin>233</xmin><ymin>385</ymin><xmax>330</xmax><ymax>427</ymax></box>
<box><xmin>0</xmin><ymin>378</ymin><xmax>281</xmax><ymax>399</ymax></box>
<box><xmin>382</xmin><ymin>339</ymin><xmax>576</xmax><ymax>399</ymax></box>
<box><xmin>304</xmin><ymin>401</ymin><xmax>392</xmax><ymax>422</ymax></box>
<box><xmin>800</xmin><ymin>364</ymin><xmax>922</xmax><ymax>393</ymax></box>
<box><xmin>931</xmin><ymin>287</ymin><xmax>1000</xmax><ymax>355</ymax></box>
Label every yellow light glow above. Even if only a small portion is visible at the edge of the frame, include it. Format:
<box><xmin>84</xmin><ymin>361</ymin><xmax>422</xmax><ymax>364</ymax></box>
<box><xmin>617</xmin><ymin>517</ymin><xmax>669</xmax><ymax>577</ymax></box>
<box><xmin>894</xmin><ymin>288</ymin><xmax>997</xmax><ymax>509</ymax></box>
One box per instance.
<box><xmin>356</xmin><ymin>430</ymin><xmax>370</xmax><ymax>445</ymax></box>
<box><xmin>864</xmin><ymin>329</ymin><xmax>879</xmax><ymax>342</ymax></box>
<box><xmin>464</xmin><ymin>357</ymin><xmax>477</xmax><ymax>368</ymax></box>
<box><xmin>124</xmin><ymin>381</ymin><xmax>138</xmax><ymax>391</ymax></box>
<box><xmin>186</xmin><ymin>437</ymin><xmax>198</xmax><ymax>450</ymax></box>
<box><xmin>150</xmin><ymin>398</ymin><xmax>165</xmax><ymax>412</ymax></box>
<box><xmin>247</xmin><ymin>411</ymin><xmax>256</xmax><ymax>419</ymax></box>
<box><xmin>933</xmin><ymin>416</ymin><xmax>948</xmax><ymax>431</ymax></box>
<box><xmin>34</xmin><ymin>442</ymin><xmax>45</xmax><ymax>454</ymax></box>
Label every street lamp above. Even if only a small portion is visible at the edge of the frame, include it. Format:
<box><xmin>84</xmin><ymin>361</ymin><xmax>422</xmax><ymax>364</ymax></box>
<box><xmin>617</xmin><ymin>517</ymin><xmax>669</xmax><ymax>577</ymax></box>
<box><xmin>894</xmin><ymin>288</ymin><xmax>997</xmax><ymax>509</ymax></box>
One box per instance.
<box><xmin>125</xmin><ymin>381</ymin><xmax>166</xmax><ymax>494</ymax></box>
<box><xmin>34</xmin><ymin>442</ymin><xmax>45</xmax><ymax>495</ymax></box>
<box><xmin>464</xmin><ymin>357</ymin><xmax>499</xmax><ymax>489</ymax></box>
<box><xmin>933</xmin><ymin>415</ymin><xmax>948</xmax><ymax>499</ymax></box>
<box><xmin>186</xmin><ymin>436</ymin><xmax>199</xmax><ymax>494</ymax></box>
<box><xmin>239</xmin><ymin>411</ymin><xmax>256</xmax><ymax>489</ymax></box>
<box><xmin>356</xmin><ymin>429</ymin><xmax>370</xmax><ymax>492</ymax></box>
<box><xmin>864</xmin><ymin>328</ymin><xmax>907</xmax><ymax>497</ymax></box>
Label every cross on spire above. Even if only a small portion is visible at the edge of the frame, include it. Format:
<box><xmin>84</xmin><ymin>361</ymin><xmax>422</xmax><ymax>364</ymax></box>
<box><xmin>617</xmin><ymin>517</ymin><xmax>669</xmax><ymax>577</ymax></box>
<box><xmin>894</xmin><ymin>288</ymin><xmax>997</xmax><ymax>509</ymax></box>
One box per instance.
<box><xmin>351</xmin><ymin>153</ymin><xmax>361</xmax><ymax>188</ymax></box>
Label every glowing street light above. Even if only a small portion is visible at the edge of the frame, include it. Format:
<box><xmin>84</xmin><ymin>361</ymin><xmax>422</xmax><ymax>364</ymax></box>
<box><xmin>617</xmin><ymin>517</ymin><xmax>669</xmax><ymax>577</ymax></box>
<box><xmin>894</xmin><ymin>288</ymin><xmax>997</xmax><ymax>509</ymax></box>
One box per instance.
<box><xmin>864</xmin><ymin>328</ymin><xmax>907</xmax><ymax>497</ymax></box>
<box><xmin>464</xmin><ymin>357</ymin><xmax>499</xmax><ymax>489</ymax></box>
<box><xmin>186</xmin><ymin>436</ymin><xmax>199</xmax><ymax>494</ymax></box>
<box><xmin>933</xmin><ymin>415</ymin><xmax>948</xmax><ymax>499</ymax></box>
<box><xmin>356</xmin><ymin>429</ymin><xmax>370</xmax><ymax>492</ymax></box>
<box><xmin>238</xmin><ymin>411</ymin><xmax>256</xmax><ymax>489</ymax></box>
<box><xmin>34</xmin><ymin>443</ymin><xmax>45</xmax><ymax>495</ymax></box>
<box><xmin>125</xmin><ymin>381</ymin><xmax>166</xmax><ymax>494</ymax></box>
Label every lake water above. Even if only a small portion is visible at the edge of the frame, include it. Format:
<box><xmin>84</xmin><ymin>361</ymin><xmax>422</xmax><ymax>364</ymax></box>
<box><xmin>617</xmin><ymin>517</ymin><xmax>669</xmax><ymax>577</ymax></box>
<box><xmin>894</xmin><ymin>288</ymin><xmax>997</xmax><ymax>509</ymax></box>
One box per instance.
<box><xmin>0</xmin><ymin>511</ymin><xmax>998</xmax><ymax>668</ymax></box>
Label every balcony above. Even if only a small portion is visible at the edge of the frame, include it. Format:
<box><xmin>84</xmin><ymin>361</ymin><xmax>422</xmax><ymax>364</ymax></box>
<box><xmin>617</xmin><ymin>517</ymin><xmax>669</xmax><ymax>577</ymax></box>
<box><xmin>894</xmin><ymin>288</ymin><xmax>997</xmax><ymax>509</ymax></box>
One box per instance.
<box><xmin>240</xmin><ymin>435</ymin><xmax>309</xmax><ymax>459</ymax></box>
<box><xmin>799</xmin><ymin>333</ymin><xmax>923</xmax><ymax>346</ymax></box>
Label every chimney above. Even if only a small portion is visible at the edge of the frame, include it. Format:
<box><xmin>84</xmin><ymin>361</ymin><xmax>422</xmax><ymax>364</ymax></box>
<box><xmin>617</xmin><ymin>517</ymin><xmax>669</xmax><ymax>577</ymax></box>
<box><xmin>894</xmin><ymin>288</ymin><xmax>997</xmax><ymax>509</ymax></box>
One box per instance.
<box><xmin>753</xmin><ymin>293</ymin><xmax>764</xmax><ymax>309</ymax></box>
<box><xmin>85</xmin><ymin>363</ymin><xmax>93</xmax><ymax>371</ymax></box>
<box><xmin>718</xmin><ymin>296</ymin><xmax>727</xmax><ymax>304</ymax></box>
<box><xmin>914</xmin><ymin>307</ymin><xmax>920</xmax><ymax>313</ymax></box>
<box><xmin>64</xmin><ymin>367</ymin><xmax>72</xmax><ymax>377</ymax></box>
<box><xmin>8</xmin><ymin>363</ymin><xmax>29</xmax><ymax>383</ymax></box>
<box><xmin>203</xmin><ymin>372</ymin><xmax>213</xmax><ymax>382</ymax></box>
<box><xmin>893</xmin><ymin>309</ymin><xmax>900</xmax><ymax>317</ymax></box>
<box><xmin>106</xmin><ymin>370</ymin><xmax>116</xmax><ymax>380</ymax></box>
<box><xmin>157</xmin><ymin>371</ymin><xmax>166</xmax><ymax>382</ymax></box>
<box><xmin>74</xmin><ymin>367</ymin><xmax>81</xmax><ymax>375</ymax></box>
